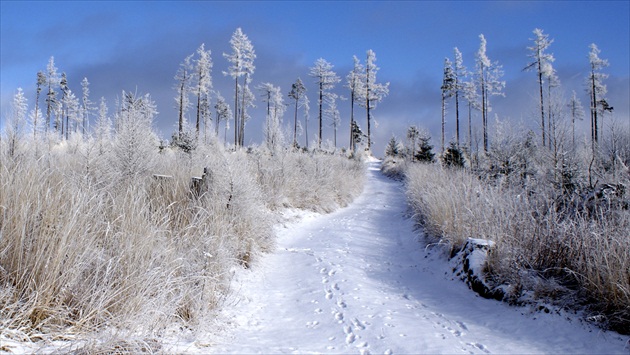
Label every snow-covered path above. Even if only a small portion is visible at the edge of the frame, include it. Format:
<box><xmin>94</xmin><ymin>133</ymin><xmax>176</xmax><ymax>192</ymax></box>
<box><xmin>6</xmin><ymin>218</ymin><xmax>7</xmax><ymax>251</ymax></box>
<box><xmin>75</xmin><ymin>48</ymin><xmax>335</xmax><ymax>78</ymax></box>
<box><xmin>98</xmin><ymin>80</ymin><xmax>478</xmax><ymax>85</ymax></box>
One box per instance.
<box><xmin>206</xmin><ymin>161</ymin><xmax>629</xmax><ymax>354</ymax></box>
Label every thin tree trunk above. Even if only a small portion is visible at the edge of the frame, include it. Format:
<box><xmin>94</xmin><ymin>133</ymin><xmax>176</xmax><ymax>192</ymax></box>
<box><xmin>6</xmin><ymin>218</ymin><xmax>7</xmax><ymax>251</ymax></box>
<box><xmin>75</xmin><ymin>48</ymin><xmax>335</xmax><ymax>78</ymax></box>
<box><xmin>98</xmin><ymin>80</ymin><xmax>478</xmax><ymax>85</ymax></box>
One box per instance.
<box><xmin>441</xmin><ymin>91</ymin><xmax>445</xmax><ymax>154</ymax></box>
<box><xmin>293</xmin><ymin>97</ymin><xmax>298</xmax><ymax>147</ymax></box>
<box><xmin>319</xmin><ymin>82</ymin><xmax>323</xmax><ymax>149</ymax></box>
<box><xmin>455</xmin><ymin>87</ymin><xmax>460</xmax><ymax>148</ymax></box>
<box><xmin>349</xmin><ymin>90</ymin><xmax>354</xmax><ymax>152</ymax></box>
<box><xmin>234</xmin><ymin>77</ymin><xmax>239</xmax><ymax>147</ymax></box>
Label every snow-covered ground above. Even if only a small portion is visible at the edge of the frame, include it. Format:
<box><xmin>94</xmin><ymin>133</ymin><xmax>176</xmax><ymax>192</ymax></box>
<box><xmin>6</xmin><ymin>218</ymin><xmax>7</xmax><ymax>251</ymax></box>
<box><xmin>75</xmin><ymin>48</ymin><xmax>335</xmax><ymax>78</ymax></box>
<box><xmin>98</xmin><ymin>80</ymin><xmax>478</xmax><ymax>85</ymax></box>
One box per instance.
<box><xmin>199</xmin><ymin>161</ymin><xmax>630</xmax><ymax>354</ymax></box>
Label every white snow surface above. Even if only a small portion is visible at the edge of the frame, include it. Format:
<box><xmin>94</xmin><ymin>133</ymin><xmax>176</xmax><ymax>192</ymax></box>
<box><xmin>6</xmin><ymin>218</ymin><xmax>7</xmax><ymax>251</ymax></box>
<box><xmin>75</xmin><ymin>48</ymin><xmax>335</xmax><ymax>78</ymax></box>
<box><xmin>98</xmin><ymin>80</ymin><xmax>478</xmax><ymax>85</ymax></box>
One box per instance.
<box><xmin>202</xmin><ymin>161</ymin><xmax>629</xmax><ymax>354</ymax></box>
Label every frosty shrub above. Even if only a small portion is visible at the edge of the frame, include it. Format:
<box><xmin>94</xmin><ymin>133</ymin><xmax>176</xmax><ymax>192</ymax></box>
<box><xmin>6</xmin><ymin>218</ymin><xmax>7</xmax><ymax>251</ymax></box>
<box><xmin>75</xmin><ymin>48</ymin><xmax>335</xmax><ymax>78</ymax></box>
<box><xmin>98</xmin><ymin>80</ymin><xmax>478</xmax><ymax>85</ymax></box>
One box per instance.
<box><xmin>250</xmin><ymin>148</ymin><xmax>365</xmax><ymax>213</ymax></box>
<box><xmin>0</xmin><ymin>135</ymin><xmax>365</xmax><ymax>346</ymax></box>
<box><xmin>405</xmin><ymin>161</ymin><xmax>630</xmax><ymax>334</ymax></box>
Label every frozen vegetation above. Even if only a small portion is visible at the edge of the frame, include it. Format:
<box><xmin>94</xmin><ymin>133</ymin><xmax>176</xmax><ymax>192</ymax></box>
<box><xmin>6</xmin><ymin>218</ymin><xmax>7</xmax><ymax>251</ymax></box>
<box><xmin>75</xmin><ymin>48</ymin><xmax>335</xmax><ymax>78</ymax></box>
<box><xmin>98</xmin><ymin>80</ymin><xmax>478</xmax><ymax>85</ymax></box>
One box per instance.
<box><xmin>0</xmin><ymin>132</ymin><xmax>365</xmax><ymax>351</ymax></box>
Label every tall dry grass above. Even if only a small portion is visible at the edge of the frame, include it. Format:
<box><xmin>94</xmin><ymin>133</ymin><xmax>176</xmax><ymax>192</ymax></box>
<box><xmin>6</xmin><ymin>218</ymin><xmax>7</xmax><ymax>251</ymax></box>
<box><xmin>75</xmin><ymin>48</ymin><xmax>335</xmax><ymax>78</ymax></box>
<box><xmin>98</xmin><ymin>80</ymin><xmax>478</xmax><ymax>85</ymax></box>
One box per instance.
<box><xmin>0</xmin><ymin>136</ymin><xmax>365</xmax><ymax>347</ymax></box>
<box><xmin>405</xmin><ymin>162</ymin><xmax>630</xmax><ymax>333</ymax></box>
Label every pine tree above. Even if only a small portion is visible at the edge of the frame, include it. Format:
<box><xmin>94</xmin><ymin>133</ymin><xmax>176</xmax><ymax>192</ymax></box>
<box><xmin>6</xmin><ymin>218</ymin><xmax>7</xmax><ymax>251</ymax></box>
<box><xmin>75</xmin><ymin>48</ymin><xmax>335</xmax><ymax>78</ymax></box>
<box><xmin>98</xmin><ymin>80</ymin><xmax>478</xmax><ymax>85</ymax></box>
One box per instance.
<box><xmin>214</xmin><ymin>92</ymin><xmax>232</xmax><ymax>142</ymax></box>
<box><xmin>475</xmin><ymin>34</ymin><xmax>505</xmax><ymax>152</ymax></box>
<box><xmin>586</xmin><ymin>43</ymin><xmax>609</xmax><ymax>151</ymax></box>
<box><xmin>453</xmin><ymin>48</ymin><xmax>466</xmax><ymax>147</ymax></box>
<box><xmin>346</xmin><ymin>56</ymin><xmax>364</xmax><ymax>152</ymax></box>
<box><xmin>288</xmin><ymin>78</ymin><xmax>307</xmax><ymax>148</ymax></box>
<box><xmin>524</xmin><ymin>28</ymin><xmax>555</xmax><ymax>147</ymax></box>
<box><xmin>59</xmin><ymin>72</ymin><xmax>69</xmax><ymax>137</ymax></box>
<box><xmin>441</xmin><ymin>57</ymin><xmax>455</xmax><ymax>153</ymax></box>
<box><xmin>406</xmin><ymin>125</ymin><xmax>419</xmax><ymax>159</ymax></box>
<box><xmin>442</xmin><ymin>141</ymin><xmax>464</xmax><ymax>168</ymax></box>
<box><xmin>174</xmin><ymin>53</ymin><xmax>193</xmax><ymax>138</ymax></box>
<box><xmin>415</xmin><ymin>134</ymin><xmax>435</xmax><ymax>163</ymax></box>
<box><xmin>45</xmin><ymin>57</ymin><xmax>60</xmax><ymax>133</ymax></box>
<box><xmin>81</xmin><ymin>77</ymin><xmax>94</xmax><ymax>137</ymax></box>
<box><xmin>325</xmin><ymin>93</ymin><xmax>341</xmax><ymax>148</ymax></box>
<box><xmin>34</xmin><ymin>71</ymin><xmax>46</xmax><ymax>139</ymax></box>
<box><xmin>195</xmin><ymin>44</ymin><xmax>213</xmax><ymax>137</ymax></box>
<box><xmin>568</xmin><ymin>90</ymin><xmax>585</xmax><ymax>149</ymax></box>
<box><xmin>223</xmin><ymin>28</ymin><xmax>255</xmax><ymax>147</ymax></box>
<box><xmin>309</xmin><ymin>58</ymin><xmax>340</xmax><ymax>149</ymax></box>
<box><xmin>361</xmin><ymin>50</ymin><xmax>389</xmax><ymax>152</ymax></box>
<box><xmin>385</xmin><ymin>135</ymin><xmax>401</xmax><ymax>157</ymax></box>
<box><xmin>8</xmin><ymin>88</ymin><xmax>28</xmax><ymax>157</ymax></box>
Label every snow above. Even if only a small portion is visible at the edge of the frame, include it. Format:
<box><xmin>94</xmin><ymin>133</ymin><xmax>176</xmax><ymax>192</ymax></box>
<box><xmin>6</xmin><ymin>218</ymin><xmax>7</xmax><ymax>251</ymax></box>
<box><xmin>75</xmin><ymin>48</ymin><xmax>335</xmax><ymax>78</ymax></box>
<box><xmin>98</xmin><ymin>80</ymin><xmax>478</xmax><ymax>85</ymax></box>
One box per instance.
<box><xmin>202</xmin><ymin>161</ymin><xmax>629</xmax><ymax>354</ymax></box>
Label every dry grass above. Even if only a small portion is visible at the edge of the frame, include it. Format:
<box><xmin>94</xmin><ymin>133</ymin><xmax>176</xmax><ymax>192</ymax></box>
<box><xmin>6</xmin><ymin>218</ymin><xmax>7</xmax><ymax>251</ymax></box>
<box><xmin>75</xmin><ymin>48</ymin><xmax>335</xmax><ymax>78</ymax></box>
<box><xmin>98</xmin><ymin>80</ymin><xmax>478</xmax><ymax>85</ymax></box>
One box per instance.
<box><xmin>0</xmin><ymin>136</ymin><xmax>365</xmax><ymax>348</ymax></box>
<box><xmin>405</xmin><ymin>162</ymin><xmax>630</xmax><ymax>333</ymax></box>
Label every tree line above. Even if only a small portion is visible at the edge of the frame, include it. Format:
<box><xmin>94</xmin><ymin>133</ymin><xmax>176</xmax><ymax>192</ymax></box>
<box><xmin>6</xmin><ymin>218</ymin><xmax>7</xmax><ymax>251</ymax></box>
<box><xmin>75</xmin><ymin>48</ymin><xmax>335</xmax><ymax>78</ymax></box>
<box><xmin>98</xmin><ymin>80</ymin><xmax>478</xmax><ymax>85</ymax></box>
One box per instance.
<box><xmin>437</xmin><ymin>29</ymin><xmax>615</xmax><ymax>160</ymax></box>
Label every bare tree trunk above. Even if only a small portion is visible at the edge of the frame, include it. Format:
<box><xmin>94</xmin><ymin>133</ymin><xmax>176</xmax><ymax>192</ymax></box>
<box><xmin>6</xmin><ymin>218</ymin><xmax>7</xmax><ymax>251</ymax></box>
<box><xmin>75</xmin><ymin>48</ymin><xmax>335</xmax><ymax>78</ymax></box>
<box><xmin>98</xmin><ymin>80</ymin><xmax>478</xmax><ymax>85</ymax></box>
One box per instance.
<box><xmin>349</xmin><ymin>90</ymin><xmax>354</xmax><ymax>152</ymax></box>
<box><xmin>318</xmin><ymin>82</ymin><xmax>323</xmax><ymax>149</ymax></box>
<box><xmin>234</xmin><ymin>77</ymin><xmax>239</xmax><ymax>147</ymax></box>
<box><xmin>293</xmin><ymin>97</ymin><xmax>298</xmax><ymax>147</ymax></box>
<box><xmin>441</xmin><ymin>91</ymin><xmax>445</xmax><ymax>154</ymax></box>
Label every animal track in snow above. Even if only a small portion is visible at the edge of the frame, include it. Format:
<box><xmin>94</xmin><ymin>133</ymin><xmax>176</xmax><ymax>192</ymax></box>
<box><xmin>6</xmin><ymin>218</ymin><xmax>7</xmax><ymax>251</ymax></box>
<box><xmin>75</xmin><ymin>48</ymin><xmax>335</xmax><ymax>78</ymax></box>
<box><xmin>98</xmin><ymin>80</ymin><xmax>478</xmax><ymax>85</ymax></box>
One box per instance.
<box><xmin>352</xmin><ymin>317</ymin><xmax>366</xmax><ymax>330</ymax></box>
<box><xmin>334</xmin><ymin>311</ymin><xmax>344</xmax><ymax>321</ymax></box>
<box><xmin>346</xmin><ymin>332</ymin><xmax>356</xmax><ymax>344</ymax></box>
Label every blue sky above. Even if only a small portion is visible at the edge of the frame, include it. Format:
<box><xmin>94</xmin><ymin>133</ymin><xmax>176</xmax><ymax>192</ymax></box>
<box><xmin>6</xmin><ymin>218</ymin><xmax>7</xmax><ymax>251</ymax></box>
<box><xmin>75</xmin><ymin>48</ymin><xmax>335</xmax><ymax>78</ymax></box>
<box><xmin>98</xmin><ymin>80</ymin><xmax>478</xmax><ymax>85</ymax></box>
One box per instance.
<box><xmin>1</xmin><ymin>1</ymin><xmax>629</xmax><ymax>154</ymax></box>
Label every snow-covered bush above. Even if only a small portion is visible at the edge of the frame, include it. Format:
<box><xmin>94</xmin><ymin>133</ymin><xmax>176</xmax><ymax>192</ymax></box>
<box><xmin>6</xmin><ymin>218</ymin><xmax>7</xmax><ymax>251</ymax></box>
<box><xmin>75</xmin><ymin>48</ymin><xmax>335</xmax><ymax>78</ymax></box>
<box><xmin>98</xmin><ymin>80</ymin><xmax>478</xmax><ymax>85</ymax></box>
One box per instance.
<box><xmin>405</xmin><ymin>160</ymin><xmax>630</xmax><ymax>334</ymax></box>
<box><xmin>251</xmin><ymin>148</ymin><xmax>365</xmax><ymax>213</ymax></box>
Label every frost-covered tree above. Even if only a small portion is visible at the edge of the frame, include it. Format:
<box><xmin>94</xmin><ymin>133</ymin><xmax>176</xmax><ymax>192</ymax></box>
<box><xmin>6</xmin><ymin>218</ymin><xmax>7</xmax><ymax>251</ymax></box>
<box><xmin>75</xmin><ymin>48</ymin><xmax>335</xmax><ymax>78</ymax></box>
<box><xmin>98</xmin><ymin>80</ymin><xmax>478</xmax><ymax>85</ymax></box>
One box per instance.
<box><xmin>309</xmin><ymin>58</ymin><xmax>340</xmax><ymax>149</ymax></box>
<box><xmin>259</xmin><ymin>83</ymin><xmax>285</xmax><ymax>151</ymax></box>
<box><xmin>238</xmin><ymin>82</ymin><xmax>256</xmax><ymax>146</ymax></box>
<box><xmin>81</xmin><ymin>77</ymin><xmax>94</xmax><ymax>137</ymax></box>
<box><xmin>34</xmin><ymin>71</ymin><xmax>46</xmax><ymax>139</ymax></box>
<box><xmin>385</xmin><ymin>135</ymin><xmax>402</xmax><ymax>157</ymax></box>
<box><xmin>45</xmin><ymin>56</ymin><xmax>60</xmax><ymax>133</ymax></box>
<box><xmin>462</xmin><ymin>78</ymin><xmax>479</xmax><ymax>150</ymax></box>
<box><xmin>325</xmin><ymin>93</ymin><xmax>341</xmax><ymax>147</ymax></box>
<box><xmin>223</xmin><ymin>28</ymin><xmax>256</xmax><ymax>147</ymax></box>
<box><xmin>475</xmin><ymin>34</ymin><xmax>505</xmax><ymax>152</ymax></box>
<box><xmin>415</xmin><ymin>133</ymin><xmax>435</xmax><ymax>163</ymax></box>
<box><xmin>524</xmin><ymin>28</ymin><xmax>555</xmax><ymax>147</ymax></box>
<box><xmin>586</xmin><ymin>43</ymin><xmax>609</xmax><ymax>150</ymax></box>
<box><xmin>7</xmin><ymin>88</ymin><xmax>28</xmax><ymax>157</ymax></box>
<box><xmin>195</xmin><ymin>43</ymin><xmax>213</xmax><ymax>136</ymax></box>
<box><xmin>346</xmin><ymin>56</ymin><xmax>365</xmax><ymax>152</ymax></box>
<box><xmin>453</xmin><ymin>48</ymin><xmax>466</xmax><ymax>147</ymax></box>
<box><xmin>544</xmin><ymin>63</ymin><xmax>561</xmax><ymax>150</ymax></box>
<box><xmin>94</xmin><ymin>97</ymin><xmax>112</xmax><ymax>153</ymax></box>
<box><xmin>174</xmin><ymin>53</ymin><xmax>193</xmax><ymax>138</ymax></box>
<box><xmin>214</xmin><ymin>92</ymin><xmax>232</xmax><ymax>142</ymax></box>
<box><xmin>62</xmin><ymin>90</ymin><xmax>80</xmax><ymax>139</ymax></box>
<box><xmin>360</xmin><ymin>50</ymin><xmax>389</xmax><ymax>152</ymax></box>
<box><xmin>350</xmin><ymin>119</ymin><xmax>364</xmax><ymax>151</ymax></box>
<box><xmin>568</xmin><ymin>90</ymin><xmax>585</xmax><ymax>148</ymax></box>
<box><xmin>59</xmin><ymin>72</ymin><xmax>69</xmax><ymax>136</ymax></box>
<box><xmin>441</xmin><ymin>57</ymin><xmax>455</xmax><ymax>153</ymax></box>
<box><xmin>302</xmin><ymin>94</ymin><xmax>311</xmax><ymax>149</ymax></box>
<box><xmin>406</xmin><ymin>125</ymin><xmax>420</xmax><ymax>159</ymax></box>
<box><xmin>111</xmin><ymin>90</ymin><xmax>159</xmax><ymax>179</ymax></box>
<box><xmin>288</xmin><ymin>78</ymin><xmax>307</xmax><ymax>147</ymax></box>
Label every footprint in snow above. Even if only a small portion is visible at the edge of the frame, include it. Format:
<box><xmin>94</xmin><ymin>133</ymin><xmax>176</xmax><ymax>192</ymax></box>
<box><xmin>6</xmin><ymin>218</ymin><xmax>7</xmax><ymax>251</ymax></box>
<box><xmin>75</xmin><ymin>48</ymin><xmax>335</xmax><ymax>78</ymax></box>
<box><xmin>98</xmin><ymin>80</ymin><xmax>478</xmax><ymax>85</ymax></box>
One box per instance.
<box><xmin>352</xmin><ymin>317</ymin><xmax>366</xmax><ymax>330</ymax></box>
<box><xmin>346</xmin><ymin>332</ymin><xmax>356</xmax><ymax>344</ymax></box>
<box><xmin>334</xmin><ymin>311</ymin><xmax>344</xmax><ymax>321</ymax></box>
